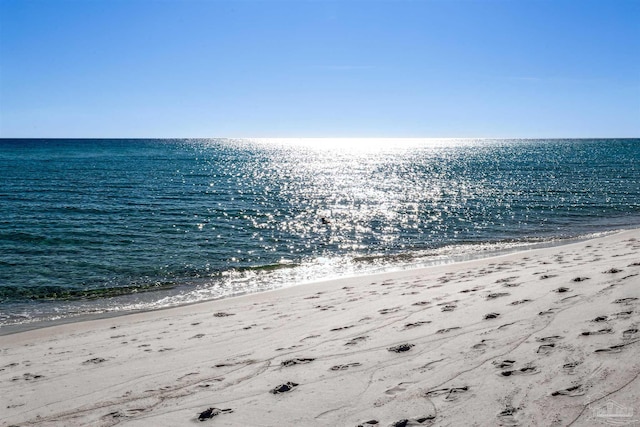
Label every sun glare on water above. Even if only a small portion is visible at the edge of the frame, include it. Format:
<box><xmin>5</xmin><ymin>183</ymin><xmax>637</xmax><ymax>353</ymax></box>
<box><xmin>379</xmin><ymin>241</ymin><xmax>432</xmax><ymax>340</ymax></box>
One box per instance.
<box><xmin>242</xmin><ymin>138</ymin><xmax>474</xmax><ymax>152</ymax></box>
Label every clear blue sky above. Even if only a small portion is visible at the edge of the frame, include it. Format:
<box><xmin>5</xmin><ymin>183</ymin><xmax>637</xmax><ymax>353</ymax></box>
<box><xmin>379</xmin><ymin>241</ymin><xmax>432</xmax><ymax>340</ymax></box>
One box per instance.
<box><xmin>1</xmin><ymin>0</ymin><xmax>638</xmax><ymax>138</ymax></box>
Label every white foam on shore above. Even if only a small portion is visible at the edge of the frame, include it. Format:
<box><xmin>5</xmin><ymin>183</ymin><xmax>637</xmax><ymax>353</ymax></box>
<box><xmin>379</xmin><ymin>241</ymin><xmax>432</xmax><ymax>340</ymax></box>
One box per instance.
<box><xmin>1</xmin><ymin>229</ymin><xmax>622</xmax><ymax>330</ymax></box>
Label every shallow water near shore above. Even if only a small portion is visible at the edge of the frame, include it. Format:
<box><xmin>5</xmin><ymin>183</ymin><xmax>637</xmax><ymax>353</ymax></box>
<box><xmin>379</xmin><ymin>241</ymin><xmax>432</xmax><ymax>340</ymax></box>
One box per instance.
<box><xmin>1</xmin><ymin>138</ymin><xmax>639</xmax><ymax>326</ymax></box>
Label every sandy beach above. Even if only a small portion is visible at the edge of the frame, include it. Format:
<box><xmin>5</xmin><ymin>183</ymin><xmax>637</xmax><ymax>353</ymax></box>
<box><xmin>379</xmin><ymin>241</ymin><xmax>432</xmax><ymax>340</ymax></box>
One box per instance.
<box><xmin>1</xmin><ymin>229</ymin><xmax>639</xmax><ymax>426</ymax></box>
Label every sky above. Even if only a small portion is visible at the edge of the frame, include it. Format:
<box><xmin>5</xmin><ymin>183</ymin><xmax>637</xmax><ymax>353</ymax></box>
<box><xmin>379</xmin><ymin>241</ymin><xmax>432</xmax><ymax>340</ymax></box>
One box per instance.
<box><xmin>0</xmin><ymin>0</ymin><xmax>639</xmax><ymax>138</ymax></box>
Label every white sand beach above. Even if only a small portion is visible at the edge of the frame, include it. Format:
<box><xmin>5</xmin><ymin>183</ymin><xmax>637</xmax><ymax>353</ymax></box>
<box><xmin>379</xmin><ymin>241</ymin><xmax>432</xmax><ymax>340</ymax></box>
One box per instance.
<box><xmin>1</xmin><ymin>229</ymin><xmax>639</xmax><ymax>426</ymax></box>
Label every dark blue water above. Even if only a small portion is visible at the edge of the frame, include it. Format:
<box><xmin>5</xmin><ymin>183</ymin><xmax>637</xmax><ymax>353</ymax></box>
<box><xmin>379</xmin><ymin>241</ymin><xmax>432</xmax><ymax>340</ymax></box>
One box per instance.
<box><xmin>1</xmin><ymin>138</ymin><xmax>639</xmax><ymax>326</ymax></box>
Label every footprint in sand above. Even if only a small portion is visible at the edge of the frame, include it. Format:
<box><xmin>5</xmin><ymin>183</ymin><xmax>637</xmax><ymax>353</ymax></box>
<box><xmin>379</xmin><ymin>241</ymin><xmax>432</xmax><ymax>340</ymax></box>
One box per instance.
<box><xmin>580</xmin><ymin>328</ymin><xmax>613</xmax><ymax>336</ymax></box>
<box><xmin>104</xmin><ymin>411</ymin><xmax>125</xmax><ymax>420</ymax></box>
<box><xmin>493</xmin><ymin>359</ymin><xmax>516</xmax><ymax>369</ymax></box>
<box><xmin>613</xmin><ymin>297</ymin><xmax>638</xmax><ymax>304</ymax></box>
<box><xmin>551</xmin><ymin>384</ymin><xmax>584</xmax><ymax>397</ymax></box>
<box><xmin>388</xmin><ymin>344</ymin><xmax>414</xmax><ymax>353</ymax></box>
<box><xmin>472</xmin><ymin>340</ymin><xmax>488</xmax><ymax>350</ymax></box>
<box><xmin>11</xmin><ymin>373</ymin><xmax>44</xmax><ymax>381</ymax></box>
<box><xmin>379</xmin><ymin>306</ymin><xmax>402</xmax><ymax>315</ymax></box>
<box><xmin>345</xmin><ymin>336</ymin><xmax>368</xmax><ymax>346</ymax></box>
<box><xmin>404</xmin><ymin>321</ymin><xmax>431</xmax><ymax>329</ymax></box>
<box><xmin>496</xmin><ymin>276</ymin><xmax>519</xmax><ymax>284</ymax></box>
<box><xmin>281</xmin><ymin>358</ymin><xmax>315</xmax><ymax>367</ymax></box>
<box><xmin>536</xmin><ymin>335</ymin><xmax>563</xmax><ymax>343</ymax></box>
<box><xmin>270</xmin><ymin>381</ymin><xmax>299</xmax><ymax>394</ymax></box>
<box><xmin>613</xmin><ymin>310</ymin><xmax>634</xmax><ymax>319</ymax></box>
<box><xmin>357</xmin><ymin>420</ymin><xmax>379</xmax><ymax>427</ymax></box>
<box><xmin>562</xmin><ymin>361</ymin><xmax>582</xmax><ymax>375</ymax></box>
<box><xmin>594</xmin><ymin>344</ymin><xmax>627</xmax><ymax>354</ymax></box>
<box><xmin>500</xmin><ymin>365</ymin><xmax>539</xmax><ymax>377</ymax></box>
<box><xmin>536</xmin><ymin>343</ymin><xmax>555</xmax><ymax>354</ymax></box>
<box><xmin>385</xmin><ymin>382</ymin><xmax>413</xmax><ymax>395</ymax></box>
<box><xmin>572</xmin><ymin>277</ymin><xmax>590</xmax><ymax>282</ymax></box>
<box><xmin>213</xmin><ymin>312</ymin><xmax>235</xmax><ymax>317</ymax></box>
<box><xmin>329</xmin><ymin>362</ymin><xmax>361</xmax><ymax>371</ymax></box>
<box><xmin>497</xmin><ymin>406</ymin><xmax>519</xmax><ymax>426</ymax></box>
<box><xmin>82</xmin><ymin>357</ymin><xmax>107</xmax><ymax>365</ymax></box>
<box><xmin>425</xmin><ymin>386</ymin><xmax>468</xmax><ymax>401</ymax></box>
<box><xmin>330</xmin><ymin>325</ymin><xmax>355</xmax><ymax>331</ymax></box>
<box><xmin>502</xmin><ymin>282</ymin><xmax>521</xmax><ymax>288</ymax></box>
<box><xmin>436</xmin><ymin>327</ymin><xmax>461</xmax><ymax>334</ymax></box>
<box><xmin>414</xmin><ymin>359</ymin><xmax>444</xmax><ymax>373</ymax></box>
<box><xmin>275</xmin><ymin>344</ymin><xmax>303</xmax><ymax>351</ymax></box>
<box><xmin>486</xmin><ymin>292</ymin><xmax>510</xmax><ymax>300</ymax></box>
<box><xmin>389</xmin><ymin>416</ymin><xmax>436</xmax><ymax>426</ymax></box>
<box><xmin>197</xmin><ymin>407</ymin><xmax>233</xmax><ymax>421</ymax></box>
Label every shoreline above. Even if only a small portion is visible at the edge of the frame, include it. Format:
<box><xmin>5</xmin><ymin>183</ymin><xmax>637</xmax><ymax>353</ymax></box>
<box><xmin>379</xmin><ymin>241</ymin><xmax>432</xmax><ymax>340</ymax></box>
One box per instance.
<box><xmin>2</xmin><ymin>228</ymin><xmax>639</xmax><ymax>426</ymax></box>
<box><xmin>0</xmin><ymin>228</ymin><xmax>626</xmax><ymax>336</ymax></box>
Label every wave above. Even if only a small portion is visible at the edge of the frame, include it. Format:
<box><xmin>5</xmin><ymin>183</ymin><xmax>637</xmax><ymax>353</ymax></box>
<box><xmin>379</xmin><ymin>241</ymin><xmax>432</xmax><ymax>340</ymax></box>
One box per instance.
<box><xmin>0</xmin><ymin>282</ymin><xmax>178</xmax><ymax>303</ymax></box>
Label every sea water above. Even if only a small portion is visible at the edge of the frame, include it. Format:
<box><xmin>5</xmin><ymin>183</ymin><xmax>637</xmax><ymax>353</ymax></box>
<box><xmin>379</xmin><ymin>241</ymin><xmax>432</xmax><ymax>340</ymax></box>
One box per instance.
<box><xmin>1</xmin><ymin>138</ymin><xmax>639</xmax><ymax>327</ymax></box>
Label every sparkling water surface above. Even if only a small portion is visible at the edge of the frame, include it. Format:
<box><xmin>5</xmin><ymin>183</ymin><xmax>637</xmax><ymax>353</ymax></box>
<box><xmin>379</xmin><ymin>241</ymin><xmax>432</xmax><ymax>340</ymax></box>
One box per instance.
<box><xmin>1</xmin><ymin>138</ymin><xmax>639</xmax><ymax>326</ymax></box>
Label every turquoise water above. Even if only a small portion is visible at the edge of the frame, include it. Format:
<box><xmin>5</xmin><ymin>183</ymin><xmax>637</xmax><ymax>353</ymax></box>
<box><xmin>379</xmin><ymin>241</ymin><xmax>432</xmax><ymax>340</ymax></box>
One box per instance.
<box><xmin>1</xmin><ymin>138</ymin><xmax>639</xmax><ymax>326</ymax></box>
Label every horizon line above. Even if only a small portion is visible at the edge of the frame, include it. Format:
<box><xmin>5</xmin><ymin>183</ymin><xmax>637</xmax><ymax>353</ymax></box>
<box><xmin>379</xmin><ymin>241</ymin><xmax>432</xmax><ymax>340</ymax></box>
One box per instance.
<box><xmin>1</xmin><ymin>136</ymin><xmax>639</xmax><ymax>140</ymax></box>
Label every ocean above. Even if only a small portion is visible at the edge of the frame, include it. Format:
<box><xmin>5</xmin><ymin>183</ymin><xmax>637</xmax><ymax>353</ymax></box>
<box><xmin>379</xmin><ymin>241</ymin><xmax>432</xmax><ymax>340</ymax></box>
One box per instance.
<box><xmin>1</xmin><ymin>138</ymin><xmax>639</xmax><ymax>328</ymax></box>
